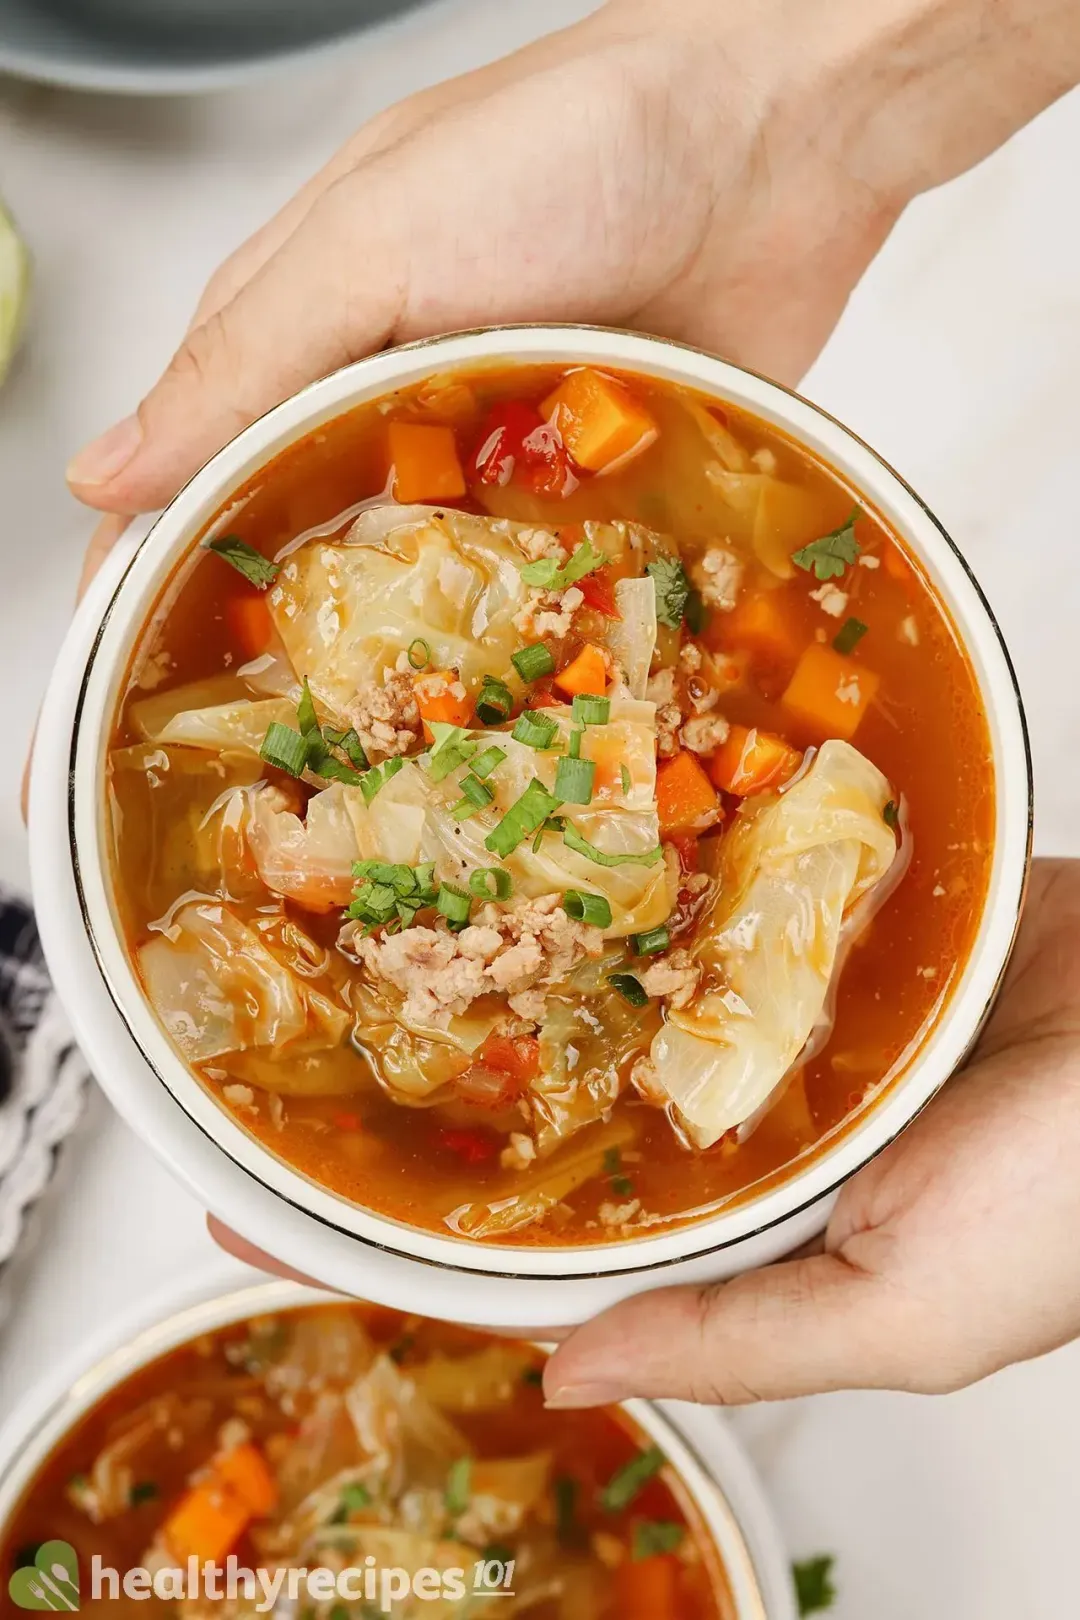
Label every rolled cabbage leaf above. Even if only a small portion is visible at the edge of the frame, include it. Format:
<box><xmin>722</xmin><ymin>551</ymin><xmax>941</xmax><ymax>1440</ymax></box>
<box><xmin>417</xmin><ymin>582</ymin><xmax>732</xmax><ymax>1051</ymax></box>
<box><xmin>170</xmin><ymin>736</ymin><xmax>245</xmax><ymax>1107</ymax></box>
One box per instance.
<box><xmin>606</xmin><ymin>576</ymin><xmax>657</xmax><ymax>697</ymax></box>
<box><xmin>248</xmin><ymin>782</ymin><xmax>363</xmax><ymax>911</ymax></box>
<box><xmin>651</xmin><ymin>740</ymin><xmax>897</xmax><ymax>1146</ymax></box>
<box><xmin>152</xmin><ymin>694</ymin><xmax>296</xmax><ymax>757</ymax></box>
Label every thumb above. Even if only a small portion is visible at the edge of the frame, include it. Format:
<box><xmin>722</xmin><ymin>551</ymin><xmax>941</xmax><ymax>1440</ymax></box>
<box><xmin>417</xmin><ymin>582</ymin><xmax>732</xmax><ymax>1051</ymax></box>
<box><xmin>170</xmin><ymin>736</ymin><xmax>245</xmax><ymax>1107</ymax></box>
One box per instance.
<box><xmin>66</xmin><ymin>165</ymin><xmax>406</xmax><ymax>516</ymax></box>
<box><xmin>542</xmin><ymin>1253</ymin><xmax>894</xmax><ymax>1407</ymax></box>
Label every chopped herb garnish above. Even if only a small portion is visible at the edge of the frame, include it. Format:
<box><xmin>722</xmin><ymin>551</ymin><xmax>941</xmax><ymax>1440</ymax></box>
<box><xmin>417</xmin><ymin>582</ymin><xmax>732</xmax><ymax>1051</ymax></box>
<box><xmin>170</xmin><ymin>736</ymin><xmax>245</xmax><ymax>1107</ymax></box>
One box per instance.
<box><xmin>553</xmin><ymin>754</ymin><xmax>596</xmax><ymax>805</ymax></box>
<box><xmin>512</xmin><ymin>710</ymin><xmax>559</xmax><ymax>749</ymax></box>
<box><xmin>427</xmin><ymin>721</ymin><xmax>478</xmax><ymax>782</ymax></box>
<box><xmin>485</xmin><ymin>780</ymin><xmax>562</xmax><ymax>858</ymax></box>
<box><xmin>360</xmin><ymin>756</ymin><xmax>404</xmax><ymax>805</ymax></box>
<box><xmin>607</xmin><ymin>973</ymin><xmax>650</xmax><ymax>1009</ymax></box>
<box><xmin>520</xmin><ymin>538</ymin><xmax>603</xmax><ymax>591</ymax></box>
<box><xmin>323</xmin><ymin>726</ymin><xmax>369</xmax><ymax>770</ymax></box>
<box><xmin>832</xmin><ymin>616</ymin><xmax>868</xmax><ymax>655</ymax></box>
<box><xmin>554</xmin><ymin>1476</ymin><xmax>579</xmax><ymax>1544</ymax></box>
<box><xmin>600</xmin><ymin>1445</ymin><xmax>664</xmax><ymax>1512</ymax></box>
<box><xmin>630</xmin><ymin>925</ymin><xmax>669</xmax><ymax>956</ymax></box>
<box><xmin>346</xmin><ymin>860</ymin><xmax>437</xmax><ymax>927</ymax></box>
<box><xmin>311</xmin><ymin>754</ymin><xmax>364</xmax><ymax>786</ymax></box>
<box><xmin>792</xmin><ymin>509</ymin><xmax>861</xmax><ymax>580</ymax></box>
<box><xmin>331</xmin><ymin>1480</ymin><xmax>373</xmax><ymax>1523</ymax></box>
<box><xmin>568</xmin><ymin>727</ymin><xmax>582</xmax><ymax>759</ymax></box>
<box><xmin>646</xmin><ymin>556</ymin><xmax>692</xmax><ymax>630</ymax></box>
<box><xmin>471</xmin><ymin>744</ymin><xmax>507</xmax><ymax>779</ymax></box>
<box><xmin>603</xmin><ymin>1147</ymin><xmax>622</xmax><ymax>1174</ymax></box>
<box><xmin>259</xmin><ymin>721</ymin><xmax>309</xmax><ymax>778</ymax></box>
<box><xmin>620</xmin><ymin>763</ymin><xmax>632</xmax><ymax>796</ymax></box>
<box><xmin>205</xmin><ymin>534</ymin><xmax>279</xmax><ymax>588</ymax></box>
<box><xmin>512</xmin><ymin>642</ymin><xmax>557</xmax><ymax>683</ymax></box>
<box><xmin>571</xmin><ymin>693</ymin><xmax>610</xmax><ymax>726</ymax></box>
<box><xmin>684</xmin><ymin>587</ymin><xmax>708</xmax><ymax>635</ymax></box>
<box><xmin>883</xmin><ymin>799</ymin><xmax>899</xmax><ymax>829</ymax></box>
<box><xmin>389</xmin><ymin>1332</ymin><xmax>416</xmax><ymax>1364</ymax></box>
<box><xmin>437</xmin><ymin>883</ymin><xmax>472</xmax><ymax>930</ymax></box>
<box><xmin>562</xmin><ymin>822</ymin><xmax>664</xmax><ymax>869</ymax></box>
<box><xmin>459</xmin><ymin>773</ymin><xmax>495</xmax><ymax>809</ymax></box>
<box><xmin>562</xmin><ymin>891</ymin><xmax>612</xmax><ymax>928</ymax></box>
<box><xmin>129</xmin><ymin>1481</ymin><xmax>159</xmax><ymax>1506</ymax></box>
<box><xmin>793</xmin><ymin>1554</ymin><xmax>837</xmax><ymax>1614</ymax></box>
<box><xmin>445</xmin><ymin>1456</ymin><xmax>472</xmax><ymax>1517</ymax></box>
<box><xmin>407</xmin><ymin>637</ymin><xmax>431</xmax><ymax>669</ymax></box>
<box><xmin>612</xmin><ymin>1175</ymin><xmax>634</xmax><ymax>1196</ymax></box>
<box><xmin>469</xmin><ymin>866</ymin><xmax>513</xmax><ymax>901</ymax></box>
<box><xmin>297</xmin><ymin>676</ymin><xmax>319</xmax><ymax>736</ymax></box>
<box><xmin>476</xmin><ymin>675</ymin><xmax>513</xmax><ymax>725</ymax></box>
<box><xmin>521</xmin><ymin>1365</ymin><xmax>544</xmax><ymax>1387</ymax></box>
<box><xmin>632</xmin><ymin>1521</ymin><xmax>685</xmax><ymax>1560</ymax></box>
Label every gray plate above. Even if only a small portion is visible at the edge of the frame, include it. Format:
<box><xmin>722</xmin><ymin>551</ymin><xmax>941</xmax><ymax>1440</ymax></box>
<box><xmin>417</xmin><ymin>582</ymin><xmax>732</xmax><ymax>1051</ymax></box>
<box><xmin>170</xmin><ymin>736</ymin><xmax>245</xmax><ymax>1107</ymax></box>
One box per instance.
<box><xmin>0</xmin><ymin>0</ymin><xmax>432</xmax><ymax>94</ymax></box>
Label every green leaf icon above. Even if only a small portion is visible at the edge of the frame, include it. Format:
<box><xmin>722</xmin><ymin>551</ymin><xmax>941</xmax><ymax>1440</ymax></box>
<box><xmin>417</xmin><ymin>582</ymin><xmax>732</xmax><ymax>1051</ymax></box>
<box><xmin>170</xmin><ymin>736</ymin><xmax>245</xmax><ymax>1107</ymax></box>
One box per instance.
<box><xmin>8</xmin><ymin>1541</ymin><xmax>80</xmax><ymax>1611</ymax></box>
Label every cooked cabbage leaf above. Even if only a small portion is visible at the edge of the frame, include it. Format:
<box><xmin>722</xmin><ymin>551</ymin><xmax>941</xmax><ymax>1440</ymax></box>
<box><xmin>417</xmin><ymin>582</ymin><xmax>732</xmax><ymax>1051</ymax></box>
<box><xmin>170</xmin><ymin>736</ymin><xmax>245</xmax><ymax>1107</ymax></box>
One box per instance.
<box><xmin>650</xmin><ymin>740</ymin><xmax>897</xmax><ymax>1146</ymax></box>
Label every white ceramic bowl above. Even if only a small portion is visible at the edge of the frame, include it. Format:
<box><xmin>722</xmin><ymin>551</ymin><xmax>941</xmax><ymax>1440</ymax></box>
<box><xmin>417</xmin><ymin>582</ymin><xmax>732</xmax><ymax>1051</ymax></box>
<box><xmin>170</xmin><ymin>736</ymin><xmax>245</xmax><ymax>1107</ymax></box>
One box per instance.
<box><xmin>0</xmin><ymin>1274</ymin><xmax>797</xmax><ymax>1620</ymax></box>
<box><xmin>28</xmin><ymin>325</ymin><xmax>1032</xmax><ymax>1327</ymax></box>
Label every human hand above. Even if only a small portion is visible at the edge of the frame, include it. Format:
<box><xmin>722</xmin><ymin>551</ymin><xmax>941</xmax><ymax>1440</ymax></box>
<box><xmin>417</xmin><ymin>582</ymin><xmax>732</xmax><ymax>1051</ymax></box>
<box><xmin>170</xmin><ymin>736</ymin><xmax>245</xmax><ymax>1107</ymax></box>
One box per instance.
<box><xmin>541</xmin><ymin>857</ymin><xmax>1080</xmax><ymax>1405</ymax></box>
<box><xmin>66</xmin><ymin>0</ymin><xmax>1080</xmax><ymax>523</ymax></box>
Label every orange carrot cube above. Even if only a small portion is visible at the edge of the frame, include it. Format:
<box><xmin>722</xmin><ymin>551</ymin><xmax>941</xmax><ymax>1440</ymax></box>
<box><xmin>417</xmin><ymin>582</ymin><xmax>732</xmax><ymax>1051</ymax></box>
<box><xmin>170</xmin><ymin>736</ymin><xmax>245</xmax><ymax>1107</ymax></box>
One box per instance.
<box><xmin>542</xmin><ymin>369</ymin><xmax>657</xmax><ymax>474</ymax></box>
<box><xmin>780</xmin><ymin>643</ymin><xmax>879</xmax><ymax>740</ymax></box>
<box><xmin>388</xmin><ymin>421</ymin><xmax>466</xmax><ymax>503</ymax></box>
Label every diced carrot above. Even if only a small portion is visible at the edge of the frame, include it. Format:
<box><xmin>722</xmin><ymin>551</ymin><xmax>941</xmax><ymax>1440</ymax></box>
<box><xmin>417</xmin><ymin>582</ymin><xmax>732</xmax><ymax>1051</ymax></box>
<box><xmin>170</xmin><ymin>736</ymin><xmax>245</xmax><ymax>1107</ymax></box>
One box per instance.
<box><xmin>575</xmin><ymin>567</ymin><xmax>621</xmax><ymax>618</ymax></box>
<box><xmin>227</xmin><ymin>594</ymin><xmax>273</xmax><ymax>660</ymax></box>
<box><xmin>708</xmin><ymin>723</ymin><xmax>802</xmax><ymax>796</ymax></box>
<box><xmin>882</xmin><ymin>543</ymin><xmax>913</xmax><ymax>583</ymax></box>
<box><xmin>414</xmin><ymin>671</ymin><xmax>473</xmax><ymax>740</ymax></box>
<box><xmin>780</xmin><ymin>643</ymin><xmax>880</xmax><ymax>740</ymax></box>
<box><xmin>720</xmin><ymin>588</ymin><xmax>800</xmax><ymax>665</ymax></box>
<box><xmin>216</xmin><ymin>1443</ymin><xmax>278</xmax><ymax>1518</ymax></box>
<box><xmin>655</xmin><ymin>750</ymin><xmax>722</xmax><ymax>835</ymax></box>
<box><xmin>554</xmin><ymin>643</ymin><xmax>608</xmax><ymax>698</ymax></box>
<box><xmin>614</xmin><ymin>1554</ymin><xmax>680</xmax><ymax>1620</ymax></box>
<box><xmin>388</xmin><ymin>421</ymin><xmax>466</xmax><ymax>504</ymax></box>
<box><xmin>163</xmin><ymin>1480</ymin><xmax>250</xmax><ymax>1564</ymax></box>
<box><xmin>541</xmin><ymin>368</ymin><xmax>658</xmax><ymax>474</ymax></box>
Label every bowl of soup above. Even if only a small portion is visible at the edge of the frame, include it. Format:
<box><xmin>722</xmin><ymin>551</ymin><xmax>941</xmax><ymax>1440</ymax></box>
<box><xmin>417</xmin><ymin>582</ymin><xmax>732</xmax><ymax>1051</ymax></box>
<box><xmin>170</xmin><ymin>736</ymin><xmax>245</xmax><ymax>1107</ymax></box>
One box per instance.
<box><xmin>28</xmin><ymin>325</ymin><xmax>1030</xmax><ymax>1325</ymax></box>
<box><xmin>0</xmin><ymin>1279</ymin><xmax>795</xmax><ymax>1618</ymax></box>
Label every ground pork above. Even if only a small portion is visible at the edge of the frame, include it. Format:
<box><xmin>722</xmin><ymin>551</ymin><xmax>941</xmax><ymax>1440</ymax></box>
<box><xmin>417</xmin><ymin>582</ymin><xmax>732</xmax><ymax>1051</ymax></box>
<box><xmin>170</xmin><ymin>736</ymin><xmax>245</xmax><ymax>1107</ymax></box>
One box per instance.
<box><xmin>679</xmin><ymin>712</ymin><xmax>730</xmax><ymax>756</ymax></box>
<box><xmin>678</xmin><ymin>641</ymin><xmax>704</xmax><ymax>674</ymax></box>
<box><xmin>344</xmin><ymin>668</ymin><xmax>421</xmax><ymax>761</ymax></box>
<box><xmin>638</xmin><ymin>948</ymin><xmax>702</xmax><ymax>1009</ymax></box>
<box><xmin>694</xmin><ymin>546</ymin><xmax>743</xmax><ymax>610</ymax></box>
<box><xmin>517</xmin><ymin>527</ymin><xmax>568</xmax><ymax>564</ymax></box>
<box><xmin>646</xmin><ymin>667</ymin><xmax>683</xmax><ymax>758</ymax></box>
<box><xmin>353</xmin><ymin>893</ymin><xmax>603</xmax><ymax>1027</ymax></box>
<box><xmin>809</xmin><ymin>583</ymin><xmax>848</xmax><ymax>618</ymax></box>
<box><xmin>512</xmin><ymin>584</ymin><xmax>584</xmax><ymax>641</ymax></box>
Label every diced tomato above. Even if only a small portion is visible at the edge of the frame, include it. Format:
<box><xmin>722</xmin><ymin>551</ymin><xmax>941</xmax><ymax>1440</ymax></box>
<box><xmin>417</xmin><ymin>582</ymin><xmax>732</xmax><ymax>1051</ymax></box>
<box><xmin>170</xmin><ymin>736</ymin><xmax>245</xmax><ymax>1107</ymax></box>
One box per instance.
<box><xmin>470</xmin><ymin>402</ymin><xmax>576</xmax><ymax>497</ymax></box>
<box><xmin>333</xmin><ymin>1112</ymin><xmax>361</xmax><ymax>1132</ymax></box>
<box><xmin>665</xmin><ymin>833</ymin><xmax>700</xmax><ymax>874</ymax></box>
<box><xmin>478</xmin><ymin>1033</ymin><xmax>541</xmax><ymax>1082</ymax></box>
<box><xmin>227</xmin><ymin>594</ymin><xmax>273</xmax><ymax>660</ymax></box>
<box><xmin>438</xmin><ymin>1127</ymin><xmax>500</xmax><ymax>1164</ymax></box>
<box><xmin>576</xmin><ymin>567</ymin><xmax>621</xmax><ymax>619</ymax></box>
<box><xmin>454</xmin><ymin>1034</ymin><xmax>540</xmax><ymax>1110</ymax></box>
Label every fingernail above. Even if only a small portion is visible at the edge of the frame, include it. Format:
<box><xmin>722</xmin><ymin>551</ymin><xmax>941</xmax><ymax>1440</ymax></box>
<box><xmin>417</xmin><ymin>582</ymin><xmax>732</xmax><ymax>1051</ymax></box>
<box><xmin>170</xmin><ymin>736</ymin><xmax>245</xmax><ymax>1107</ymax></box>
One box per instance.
<box><xmin>545</xmin><ymin>1382</ymin><xmax>626</xmax><ymax>1410</ymax></box>
<box><xmin>67</xmin><ymin>414</ymin><xmax>143</xmax><ymax>487</ymax></box>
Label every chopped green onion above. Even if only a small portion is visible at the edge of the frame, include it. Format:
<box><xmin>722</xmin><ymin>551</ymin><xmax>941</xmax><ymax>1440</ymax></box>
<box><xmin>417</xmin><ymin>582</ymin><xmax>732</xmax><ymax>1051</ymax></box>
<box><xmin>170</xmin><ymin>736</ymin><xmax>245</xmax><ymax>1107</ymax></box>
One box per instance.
<box><xmin>476</xmin><ymin>676</ymin><xmax>513</xmax><ymax>725</ymax></box>
<box><xmin>883</xmin><ymin>799</ymin><xmax>899</xmax><ymax>830</ymax></box>
<box><xmin>427</xmin><ymin>721</ymin><xmax>478</xmax><ymax>782</ymax></box>
<box><xmin>470</xmin><ymin>744</ymin><xmax>507</xmax><ymax>779</ymax></box>
<box><xmin>554</xmin><ymin>754</ymin><xmax>596</xmax><ymax>804</ymax></box>
<box><xmin>632</xmin><ymin>1522</ymin><xmax>684</xmax><ymax>1561</ymax></box>
<box><xmin>206</xmin><ymin>534</ymin><xmax>279</xmax><ymax>589</ymax></box>
<box><xmin>684</xmin><ymin>588</ymin><xmax>709</xmax><ymax>635</ymax></box>
<box><xmin>259</xmin><ymin>721</ymin><xmax>309</xmax><ymax>777</ymax></box>
<box><xmin>512</xmin><ymin>643</ymin><xmax>557</xmax><ymax>683</ymax></box>
<box><xmin>603</xmin><ymin>1148</ymin><xmax>623</xmax><ymax>1174</ymax></box>
<box><xmin>469</xmin><ymin>867</ymin><xmax>513</xmax><ymax>901</ymax></box>
<box><xmin>607</xmin><ymin>973</ymin><xmax>649</xmax><ymax>1009</ymax></box>
<box><xmin>563</xmin><ymin>823</ymin><xmax>663</xmax><ymax>869</ymax></box>
<box><xmin>522</xmin><ymin>1365</ymin><xmax>544</xmax><ymax>1387</ymax></box>
<box><xmin>360</xmin><ymin>756</ymin><xmax>404</xmax><ymax>805</ymax></box>
<box><xmin>437</xmin><ymin>883</ymin><xmax>472</xmax><ymax>929</ymax></box>
<box><xmin>485</xmin><ymin>780</ymin><xmax>562</xmax><ymax>858</ymax></box>
<box><xmin>600</xmin><ymin>1445</ymin><xmax>664</xmax><ymax>1512</ymax></box>
<box><xmin>312</xmin><ymin>755</ymin><xmax>364</xmax><ymax>786</ymax></box>
<box><xmin>511</xmin><ymin>710</ymin><xmax>559</xmax><ymax>749</ymax></box>
<box><xmin>407</xmin><ymin>637</ymin><xmax>431</xmax><ymax>670</ymax></box>
<box><xmin>611</xmin><ymin>1174</ymin><xmax>634</xmax><ymax>1196</ymax></box>
<box><xmin>620</xmin><ymin>763</ymin><xmax>632</xmax><ymax>795</ymax></box>
<box><xmin>445</xmin><ymin>1456</ymin><xmax>472</xmax><ymax>1516</ymax></box>
<box><xmin>297</xmin><ymin>677</ymin><xmax>319</xmax><ymax>736</ymax></box>
<box><xmin>571</xmin><ymin>693</ymin><xmax>610</xmax><ymax>726</ymax></box>
<box><xmin>630</xmin><ymin>926</ymin><xmax>670</xmax><ymax>956</ymax></box>
<box><xmin>323</xmin><ymin>726</ymin><xmax>369</xmax><ymax>770</ymax></box>
<box><xmin>833</xmin><ymin>616</ymin><xmax>868</xmax><ymax>655</ymax></box>
<box><xmin>554</xmin><ymin>1476</ymin><xmax>579</xmax><ymax>1544</ymax></box>
<box><xmin>531</xmin><ymin>825</ymin><xmax>547</xmax><ymax>853</ymax></box>
<box><xmin>562</xmin><ymin>891</ymin><xmax>612</xmax><ymax>927</ymax></box>
<box><xmin>792</xmin><ymin>1555</ymin><xmax>837</xmax><ymax>1615</ymax></box>
<box><xmin>339</xmin><ymin>1481</ymin><xmax>372</xmax><ymax>1515</ymax></box>
<box><xmin>519</xmin><ymin>537</ymin><xmax>603</xmax><ymax>591</ymax></box>
<box><xmin>459</xmin><ymin>773</ymin><xmax>494</xmax><ymax>808</ymax></box>
<box><xmin>129</xmin><ymin>1481</ymin><xmax>159</xmax><ymax>1506</ymax></box>
<box><xmin>568</xmin><ymin>727</ymin><xmax>582</xmax><ymax>759</ymax></box>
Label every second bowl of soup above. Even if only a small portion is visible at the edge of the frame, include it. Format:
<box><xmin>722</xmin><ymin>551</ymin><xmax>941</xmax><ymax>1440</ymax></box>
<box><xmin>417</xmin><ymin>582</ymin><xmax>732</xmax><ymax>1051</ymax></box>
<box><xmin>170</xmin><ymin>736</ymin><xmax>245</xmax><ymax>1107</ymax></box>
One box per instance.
<box><xmin>30</xmin><ymin>325</ymin><xmax>1030</xmax><ymax>1323</ymax></box>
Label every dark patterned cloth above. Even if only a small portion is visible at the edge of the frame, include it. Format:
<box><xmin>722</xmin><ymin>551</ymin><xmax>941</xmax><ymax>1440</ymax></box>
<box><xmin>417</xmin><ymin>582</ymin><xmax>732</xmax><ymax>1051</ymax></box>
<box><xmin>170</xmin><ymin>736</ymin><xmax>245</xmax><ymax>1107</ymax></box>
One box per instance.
<box><xmin>0</xmin><ymin>888</ymin><xmax>90</xmax><ymax>1280</ymax></box>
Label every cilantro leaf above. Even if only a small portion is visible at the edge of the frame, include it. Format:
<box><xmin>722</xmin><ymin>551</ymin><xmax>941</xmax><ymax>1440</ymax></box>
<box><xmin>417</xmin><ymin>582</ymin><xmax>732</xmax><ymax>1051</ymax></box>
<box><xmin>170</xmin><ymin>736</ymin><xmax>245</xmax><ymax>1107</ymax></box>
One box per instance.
<box><xmin>645</xmin><ymin>556</ymin><xmax>691</xmax><ymax>630</ymax></box>
<box><xmin>793</xmin><ymin>1554</ymin><xmax>837</xmax><ymax>1614</ymax></box>
<box><xmin>205</xmin><ymin>534</ymin><xmax>279</xmax><ymax>588</ymax></box>
<box><xmin>791</xmin><ymin>510</ymin><xmax>861</xmax><ymax>580</ymax></box>
<box><xmin>632</xmin><ymin>1521</ymin><xmax>685</xmax><ymax>1560</ymax></box>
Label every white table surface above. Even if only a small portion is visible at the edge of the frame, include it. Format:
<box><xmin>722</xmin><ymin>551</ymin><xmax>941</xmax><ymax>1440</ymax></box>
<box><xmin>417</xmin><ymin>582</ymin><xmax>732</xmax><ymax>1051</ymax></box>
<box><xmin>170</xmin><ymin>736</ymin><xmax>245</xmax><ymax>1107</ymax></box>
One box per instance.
<box><xmin>2</xmin><ymin>4</ymin><xmax>1079</xmax><ymax>1613</ymax></box>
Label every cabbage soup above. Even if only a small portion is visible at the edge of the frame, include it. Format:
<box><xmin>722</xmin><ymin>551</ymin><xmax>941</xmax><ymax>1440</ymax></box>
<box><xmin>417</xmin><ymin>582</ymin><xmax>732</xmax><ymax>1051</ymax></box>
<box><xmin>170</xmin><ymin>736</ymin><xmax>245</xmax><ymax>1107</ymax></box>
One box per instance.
<box><xmin>107</xmin><ymin>363</ymin><xmax>994</xmax><ymax>1244</ymax></box>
